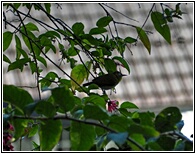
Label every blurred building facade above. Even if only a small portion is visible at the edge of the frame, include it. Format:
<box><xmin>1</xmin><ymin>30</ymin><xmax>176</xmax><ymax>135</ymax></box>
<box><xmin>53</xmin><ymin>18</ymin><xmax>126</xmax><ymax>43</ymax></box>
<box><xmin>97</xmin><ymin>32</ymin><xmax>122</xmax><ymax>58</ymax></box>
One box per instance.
<box><xmin>3</xmin><ymin>3</ymin><xmax>193</xmax><ymax>111</ymax></box>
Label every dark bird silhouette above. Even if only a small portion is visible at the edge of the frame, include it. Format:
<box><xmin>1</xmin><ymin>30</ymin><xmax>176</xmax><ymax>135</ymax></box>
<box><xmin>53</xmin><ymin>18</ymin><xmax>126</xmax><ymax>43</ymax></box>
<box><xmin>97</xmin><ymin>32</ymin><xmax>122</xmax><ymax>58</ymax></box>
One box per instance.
<box><xmin>83</xmin><ymin>71</ymin><xmax>126</xmax><ymax>90</ymax></box>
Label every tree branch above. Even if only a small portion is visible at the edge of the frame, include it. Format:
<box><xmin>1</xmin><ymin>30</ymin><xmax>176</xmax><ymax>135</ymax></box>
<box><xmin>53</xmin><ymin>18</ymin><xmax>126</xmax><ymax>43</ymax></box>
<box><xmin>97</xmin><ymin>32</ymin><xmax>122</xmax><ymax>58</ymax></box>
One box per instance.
<box><xmin>13</xmin><ymin>114</ymin><xmax>145</xmax><ymax>151</ymax></box>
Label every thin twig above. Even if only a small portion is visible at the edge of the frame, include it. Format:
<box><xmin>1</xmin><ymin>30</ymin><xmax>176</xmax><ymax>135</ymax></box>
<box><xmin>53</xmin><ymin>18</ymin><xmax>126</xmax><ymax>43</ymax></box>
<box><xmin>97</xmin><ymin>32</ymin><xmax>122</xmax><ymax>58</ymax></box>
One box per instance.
<box><xmin>114</xmin><ymin>21</ymin><xmax>137</xmax><ymax>28</ymax></box>
<box><xmin>125</xmin><ymin>44</ymin><xmax>133</xmax><ymax>55</ymax></box>
<box><xmin>141</xmin><ymin>3</ymin><xmax>156</xmax><ymax>30</ymax></box>
<box><xmin>102</xmin><ymin>3</ymin><xmax>139</xmax><ymax>23</ymax></box>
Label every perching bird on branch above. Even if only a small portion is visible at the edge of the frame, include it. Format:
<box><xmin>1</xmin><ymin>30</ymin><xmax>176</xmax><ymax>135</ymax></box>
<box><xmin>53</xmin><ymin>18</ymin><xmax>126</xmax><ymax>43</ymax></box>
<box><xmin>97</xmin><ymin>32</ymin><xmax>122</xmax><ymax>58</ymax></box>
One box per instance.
<box><xmin>83</xmin><ymin>71</ymin><xmax>126</xmax><ymax>90</ymax></box>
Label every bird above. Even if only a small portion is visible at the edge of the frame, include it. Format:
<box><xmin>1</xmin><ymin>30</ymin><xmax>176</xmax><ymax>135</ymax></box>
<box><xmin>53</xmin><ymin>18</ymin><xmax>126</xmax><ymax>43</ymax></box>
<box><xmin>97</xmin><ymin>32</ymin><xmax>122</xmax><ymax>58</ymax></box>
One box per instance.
<box><xmin>83</xmin><ymin>71</ymin><xmax>126</xmax><ymax>90</ymax></box>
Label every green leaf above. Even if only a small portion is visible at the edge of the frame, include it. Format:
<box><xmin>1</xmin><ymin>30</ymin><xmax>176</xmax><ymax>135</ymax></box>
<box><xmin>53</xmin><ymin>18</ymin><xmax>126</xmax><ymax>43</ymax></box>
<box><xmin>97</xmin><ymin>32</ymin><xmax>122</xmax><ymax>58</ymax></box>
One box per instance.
<box><xmin>16</xmin><ymin>47</ymin><xmax>29</xmax><ymax>59</ymax></box>
<box><xmin>96</xmin><ymin>16</ymin><xmax>113</xmax><ymax>28</ymax></box>
<box><xmin>151</xmin><ymin>12</ymin><xmax>171</xmax><ymax>44</ymax></box>
<box><xmin>157</xmin><ymin>135</ymin><xmax>175</xmax><ymax>150</ymax></box>
<box><xmin>69</xmin><ymin>58</ymin><xmax>77</xmax><ymax>68</ymax></box>
<box><xmin>24</xmin><ymin>22</ymin><xmax>39</xmax><ymax>32</ymax></box>
<box><xmin>3</xmin><ymin>31</ymin><xmax>13</xmax><ymax>51</ymax></box>
<box><xmin>15</xmin><ymin>35</ymin><xmax>22</xmax><ymax>59</ymax></box>
<box><xmin>138</xmin><ymin>112</ymin><xmax>155</xmax><ymax>127</ymax></box>
<box><xmin>28</xmin><ymin>124</ymin><xmax>39</xmax><ymax>138</ymax></box>
<box><xmin>29</xmin><ymin>61</ymin><xmax>37</xmax><ymax>74</ymax></box>
<box><xmin>3</xmin><ymin>54</ymin><xmax>11</xmax><ymax>64</ymax></box>
<box><xmin>35</xmin><ymin>100</ymin><xmax>56</xmax><ymax>118</ymax></box>
<box><xmin>155</xmin><ymin>107</ymin><xmax>182</xmax><ymax>132</ymax></box>
<box><xmin>108</xmin><ymin>115</ymin><xmax>131</xmax><ymax>132</ymax></box>
<box><xmin>44</xmin><ymin>3</ymin><xmax>51</xmax><ymax>14</ymax></box>
<box><xmin>67</xmin><ymin>47</ymin><xmax>79</xmax><ymax>56</ymax></box>
<box><xmin>70</xmin><ymin>121</ymin><xmax>96</xmax><ymax>150</ymax></box>
<box><xmin>37</xmin><ymin>55</ymin><xmax>47</xmax><ymax>67</ymax></box>
<box><xmin>89</xmin><ymin>27</ymin><xmax>107</xmax><ymax>35</ymax></box>
<box><xmin>128</xmin><ymin>134</ymin><xmax>146</xmax><ymax>150</ymax></box>
<box><xmin>13</xmin><ymin>3</ymin><xmax>21</xmax><ymax>9</ymax></box>
<box><xmin>118</xmin><ymin>108</ymin><xmax>133</xmax><ymax>117</ymax></box>
<box><xmin>71</xmin><ymin>64</ymin><xmax>87</xmax><ymax>90</ymax></box>
<box><xmin>146</xmin><ymin>141</ymin><xmax>164</xmax><ymax>150</ymax></box>
<box><xmin>3</xmin><ymin>85</ymin><xmax>34</xmax><ymax>114</ymax></box>
<box><xmin>52</xmin><ymin>86</ymin><xmax>75</xmax><ymax>112</ymax></box>
<box><xmin>115</xmin><ymin>37</ymin><xmax>126</xmax><ymax>56</ymax></box>
<box><xmin>80</xmin><ymin>34</ymin><xmax>101</xmax><ymax>46</ymax></box>
<box><xmin>12</xmin><ymin>119</ymin><xmax>30</xmax><ymax>139</ymax></box>
<box><xmin>83</xmin><ymin>94</ymin><xmax>106</xmax><ymax>109</ymax></box>
<box><xmin>104</xmin><ymin>58</ymin><xmax>117</xmax><ymax>73</ymax></box>
<box><xmin>59</xmin><ymin>78</ymin><xmax>71</xmax><ymax>88</ymax></box>
<box><xmin>8</xmin><ymin>58</ymin><xmax>30</xmax><ymax>72</ymax></box>
<box><xmin>72</xmin><ymin>22</ymin><xmax>84</xmax><ymax>35</ymax></box>
<box><xmin>15</xmin><ymin>34</ymin><xmax>28</xmax><ymax>59</ymax></box>
<box><xmin>85</xmin><ymin>61</ymin><xmax>92</xmax><ymax>80</ymax></box>
<box><xmin>165</xmin><ymin>8</ymin><xmax>171</xmax><ymax>16</ymax></box>
<box><xmin>83</xmin><ymin>104</ymin><xmax>108</xmax><ymax>120</ymax></box>
<box><xmin>120</xmin><ymin>101</ymin><xmax>139</xmax><ymax>109</ymax></box>
<box><xmin>39</xmin><ymin>72</ymin><xmax>59</xmax><ymax>89</ymax></box>
<box><xmin>91</xmin><ymin>50</ymin><xmax>100</xmax><ymax>57</ymax></box>
<box><xmin>132</xmin><ymin>134</ymin><xmax>146</xmax><ymax>146</ymax></box>
<box><xmin>21</xmin><ymin>30</ymin><xmax>41</xmax><ymax>55</ymax></box>
<box><xmin>40</xmin><ymin>36</ymin><xmax>56</xmax><ymax>53</ymax></box>
<box><xmin>107</xmin><ymin>132</ymin><xmax>128</xmax><ymax>146</ymax></box>
<box><xmin>124</xmin><ymin>36</ymin><xmax>137</xmax><ymax>44</ymax></box>
<box><xmin>40</xmin><ymin>35</ymin><xmax>51</xmax><ymax>46</ymax></box>
<box><xmin>41</xmin><ymin>30</ymin><xmax>61</xmax><ymax>39</ymax></box>
<box><xmin>128</xmin><ymin>124</ymin><xmax>159</xmax><ymax>137</ymax></box>
<box><xmin>136</xmin><ymin>27</ymin><xmax>151</xmax><ymax>54</ymax></box>
<box><xmin>39</xmin><ymin>119</ymin><xmax>62</xmax><ymax>151</ymax></box>
<box><xmin>32</xmin><ymin>141</ymin><xmax>40</xmax><ymax>151</ymax></box>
